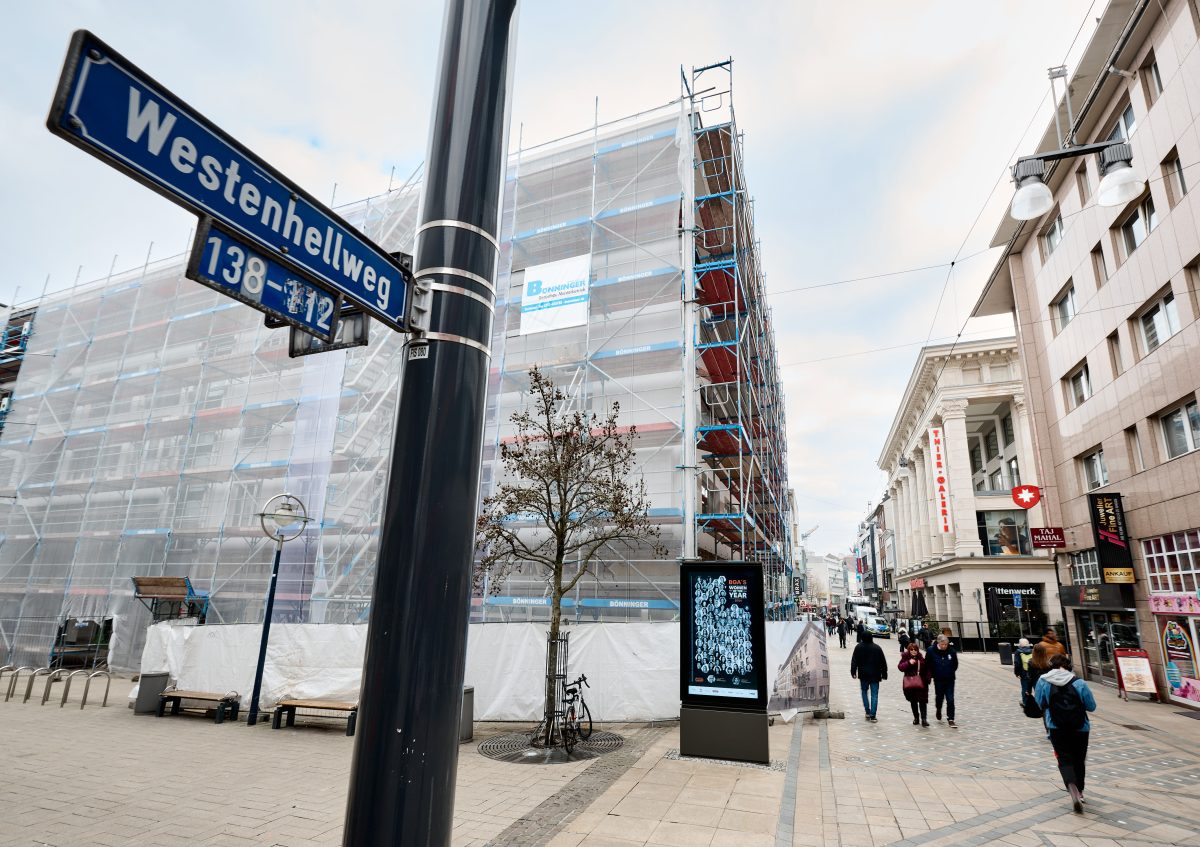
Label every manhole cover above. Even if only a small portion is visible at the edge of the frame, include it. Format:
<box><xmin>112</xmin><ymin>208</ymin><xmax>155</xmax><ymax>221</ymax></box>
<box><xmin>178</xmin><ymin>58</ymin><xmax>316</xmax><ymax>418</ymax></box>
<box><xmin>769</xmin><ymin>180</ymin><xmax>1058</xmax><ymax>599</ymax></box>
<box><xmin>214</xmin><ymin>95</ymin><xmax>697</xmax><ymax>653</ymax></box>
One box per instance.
<box><xmin>477</xmin><ymin>731</ymin><xmax>624</xmax><ymax>764</ymax></box>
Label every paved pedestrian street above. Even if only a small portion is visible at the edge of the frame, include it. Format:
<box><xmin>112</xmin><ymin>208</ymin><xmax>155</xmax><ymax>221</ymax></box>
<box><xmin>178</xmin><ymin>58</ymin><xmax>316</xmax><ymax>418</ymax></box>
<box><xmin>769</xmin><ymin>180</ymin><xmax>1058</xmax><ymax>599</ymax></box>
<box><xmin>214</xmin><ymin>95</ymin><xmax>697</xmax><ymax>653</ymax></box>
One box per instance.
<box><xmin>1</xmin><ymin>647</ymin><xmax>1199</xmax><ymax>847</ymax></box>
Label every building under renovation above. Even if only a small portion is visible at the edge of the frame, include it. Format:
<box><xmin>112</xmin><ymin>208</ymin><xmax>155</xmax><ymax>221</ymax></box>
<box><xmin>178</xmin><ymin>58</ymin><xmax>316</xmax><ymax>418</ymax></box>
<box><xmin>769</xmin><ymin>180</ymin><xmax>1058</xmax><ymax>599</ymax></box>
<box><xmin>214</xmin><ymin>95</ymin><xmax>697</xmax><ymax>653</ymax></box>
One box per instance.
<box><xmin>0</xmin><ymin>61</ymin><xmax>794</xmax><ymax>669</ymax></box>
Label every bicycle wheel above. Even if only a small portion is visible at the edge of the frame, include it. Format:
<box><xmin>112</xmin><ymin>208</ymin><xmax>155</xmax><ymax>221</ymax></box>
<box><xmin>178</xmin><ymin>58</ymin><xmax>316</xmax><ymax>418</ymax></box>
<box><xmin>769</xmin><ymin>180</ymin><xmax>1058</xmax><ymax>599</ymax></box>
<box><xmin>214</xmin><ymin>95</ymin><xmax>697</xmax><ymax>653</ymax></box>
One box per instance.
<box><xmin>561</xmin><ymin>713</ymin><xmax>577</xmax><ymax>754</ymax></box>
<box><xmin>578</xmin><ymin>701</ymin><xmax>593</xmax><ymax>740</ymax></box>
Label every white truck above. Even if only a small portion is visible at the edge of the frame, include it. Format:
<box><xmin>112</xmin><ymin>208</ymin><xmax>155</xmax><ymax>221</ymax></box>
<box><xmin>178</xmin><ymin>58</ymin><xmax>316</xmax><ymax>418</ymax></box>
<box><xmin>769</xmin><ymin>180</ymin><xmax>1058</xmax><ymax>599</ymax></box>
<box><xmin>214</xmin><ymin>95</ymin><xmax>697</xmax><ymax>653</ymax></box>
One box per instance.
<box><xmin>850</xmin><ymin>604</ymin><xmax>878</xmax><ymax>623</ymax></box>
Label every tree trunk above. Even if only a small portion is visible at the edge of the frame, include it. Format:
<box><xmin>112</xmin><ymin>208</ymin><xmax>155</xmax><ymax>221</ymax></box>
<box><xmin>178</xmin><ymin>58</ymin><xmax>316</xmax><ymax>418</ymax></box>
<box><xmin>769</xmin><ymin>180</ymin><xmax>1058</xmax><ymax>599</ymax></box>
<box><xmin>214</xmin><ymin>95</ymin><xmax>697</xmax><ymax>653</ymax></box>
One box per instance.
<box><xmin>542</xmin><ymin>588</ymin><xmax>563</xmax><ymax>746</ymax></box>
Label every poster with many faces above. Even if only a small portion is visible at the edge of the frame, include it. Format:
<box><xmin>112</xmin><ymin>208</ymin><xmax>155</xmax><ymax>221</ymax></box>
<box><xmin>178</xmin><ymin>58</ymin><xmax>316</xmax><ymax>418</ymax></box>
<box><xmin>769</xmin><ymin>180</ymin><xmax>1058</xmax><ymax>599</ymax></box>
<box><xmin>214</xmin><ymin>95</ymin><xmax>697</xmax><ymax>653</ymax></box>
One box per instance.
<box><xmin>681</xmin><ymin>564</ymin><xmax>767</xmax><ymax>708</ymax></box>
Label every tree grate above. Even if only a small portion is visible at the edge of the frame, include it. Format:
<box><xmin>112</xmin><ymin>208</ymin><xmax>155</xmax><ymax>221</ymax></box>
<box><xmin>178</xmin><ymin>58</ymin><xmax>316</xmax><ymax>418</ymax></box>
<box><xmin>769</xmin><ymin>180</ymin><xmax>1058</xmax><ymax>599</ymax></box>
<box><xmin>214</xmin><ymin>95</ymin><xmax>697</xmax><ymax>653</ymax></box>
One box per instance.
<box><xmin>477</xmin><ymin>731</ymin><xmax>624</xmax><ymax>765</ymax></box>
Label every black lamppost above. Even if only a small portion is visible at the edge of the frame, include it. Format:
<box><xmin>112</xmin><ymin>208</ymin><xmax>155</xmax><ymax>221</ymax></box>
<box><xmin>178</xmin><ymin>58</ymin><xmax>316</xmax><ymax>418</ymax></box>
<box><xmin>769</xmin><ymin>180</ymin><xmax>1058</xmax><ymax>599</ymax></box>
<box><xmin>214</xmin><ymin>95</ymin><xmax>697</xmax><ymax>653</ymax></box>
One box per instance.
<box><xmin>246</xmin><ymin>493</ymin><xmax>310</xmax><ymax>726</ymax></box>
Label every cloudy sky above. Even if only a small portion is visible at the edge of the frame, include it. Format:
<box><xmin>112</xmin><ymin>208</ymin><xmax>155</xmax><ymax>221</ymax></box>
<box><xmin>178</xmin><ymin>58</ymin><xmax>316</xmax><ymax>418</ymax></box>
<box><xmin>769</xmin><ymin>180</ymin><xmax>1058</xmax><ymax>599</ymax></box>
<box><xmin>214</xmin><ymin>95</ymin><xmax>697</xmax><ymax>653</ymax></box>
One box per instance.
<box><xmin>1</xmin><ymin>1</ymin><xmax>1100</xmax><ymax>556</ymax></box>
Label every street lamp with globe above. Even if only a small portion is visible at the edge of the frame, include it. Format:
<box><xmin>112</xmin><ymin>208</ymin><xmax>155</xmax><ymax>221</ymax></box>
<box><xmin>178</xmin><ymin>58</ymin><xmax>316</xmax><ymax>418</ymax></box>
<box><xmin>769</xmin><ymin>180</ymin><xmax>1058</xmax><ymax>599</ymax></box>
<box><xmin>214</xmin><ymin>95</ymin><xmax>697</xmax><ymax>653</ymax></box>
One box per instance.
<box><xmin>246</xmin><ymin>493</ymin><xmax>311</xmax><ymax>725</ymax></box>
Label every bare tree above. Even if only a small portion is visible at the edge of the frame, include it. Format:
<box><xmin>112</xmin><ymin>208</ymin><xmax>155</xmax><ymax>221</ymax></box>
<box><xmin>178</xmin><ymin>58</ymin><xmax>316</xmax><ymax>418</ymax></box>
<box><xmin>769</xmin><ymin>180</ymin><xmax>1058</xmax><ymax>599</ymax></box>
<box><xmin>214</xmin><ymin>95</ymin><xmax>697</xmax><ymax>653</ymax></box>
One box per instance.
<box><xmin>475</xmin><ymin>367</ymin><xmax>665</xmax><ymax>744</ymax></box>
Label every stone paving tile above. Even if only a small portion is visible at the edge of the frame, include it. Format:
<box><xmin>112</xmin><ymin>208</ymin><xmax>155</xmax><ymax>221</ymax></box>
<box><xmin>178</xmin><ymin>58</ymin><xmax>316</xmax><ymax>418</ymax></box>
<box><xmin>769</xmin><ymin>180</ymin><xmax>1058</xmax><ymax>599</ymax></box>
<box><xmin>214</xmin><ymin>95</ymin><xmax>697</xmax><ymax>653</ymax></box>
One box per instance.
<box><xmin>4</xmin><ymin>649</ymin><xmax>1200</xmax><ymax>846</ymax></box>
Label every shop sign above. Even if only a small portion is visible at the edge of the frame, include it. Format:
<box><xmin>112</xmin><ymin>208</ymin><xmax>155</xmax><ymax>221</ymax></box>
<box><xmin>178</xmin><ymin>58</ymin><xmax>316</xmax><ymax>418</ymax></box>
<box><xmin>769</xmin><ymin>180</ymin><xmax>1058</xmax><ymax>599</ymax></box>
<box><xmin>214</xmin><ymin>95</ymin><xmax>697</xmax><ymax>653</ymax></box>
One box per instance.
<box><xmin>1113</xmin><ymin>648</ymin><xmax>1158</xmax><ymax>696</ymax></box>
<box><xmin>909</xmin><ymin>578</ymin><xmax>925</xmax><ymax>589</ymax></box>
<box><xmin>1149</xmin><ymin>594</ymin><xmax>1200</xmax><ymax>615</ymax></box>
<box><xmin>1058</xmin><ymin>583</ymin><xmax>1133</xmax><ymax>608</ymax></box>
<box><xmin>1011</xmin><ymin>484</ymin><xmax>1041</xmax><ymax>509</ymax></box>
<box><xmin>927</xmin><ymin>426</ymin><xmax>951</xmax><ymax>533</ymax></box>
<box><xmin>1087</xmin><ymin>493</ymin><xmax>1134</xmax><ymax>582</ymax></box>
<box><xmin>1031</xmin><ymin>527</ymin><xmax>1065</xmax><ymax>548</ymax></box>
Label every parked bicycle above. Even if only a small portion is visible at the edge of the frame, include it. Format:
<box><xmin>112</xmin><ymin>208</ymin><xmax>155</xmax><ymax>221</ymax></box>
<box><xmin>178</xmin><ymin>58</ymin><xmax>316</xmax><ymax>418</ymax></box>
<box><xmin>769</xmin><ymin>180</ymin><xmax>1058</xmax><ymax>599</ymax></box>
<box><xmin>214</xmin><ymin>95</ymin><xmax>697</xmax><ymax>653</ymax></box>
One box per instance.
<box><xmin>560</xmin><ymin>673</ymin><xmax>592</xmax><ymax>751</ymax></box>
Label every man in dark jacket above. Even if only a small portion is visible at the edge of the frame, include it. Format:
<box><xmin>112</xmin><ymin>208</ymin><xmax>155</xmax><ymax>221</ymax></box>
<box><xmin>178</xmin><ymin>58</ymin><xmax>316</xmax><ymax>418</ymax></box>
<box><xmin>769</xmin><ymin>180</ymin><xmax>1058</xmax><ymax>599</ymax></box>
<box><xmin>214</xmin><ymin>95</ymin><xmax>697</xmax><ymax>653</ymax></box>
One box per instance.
<box><xmin>850</xmin><ymin>632</ymin><xmax>887</xmax><ymax>721</ymax></box>
<box><xmin>836</xmin><ymin>619</ymin><xmax>847</xmax><ymax>648</ymax></box>
<box><xmin>898</xmin><ymin>629</ymin><xmax>911</xmax><ymax>653</ymax></box>
<box><xmin>926</xmin><ymin>634</ymin><xmax>959</xmax><ymax>727</ymax></box>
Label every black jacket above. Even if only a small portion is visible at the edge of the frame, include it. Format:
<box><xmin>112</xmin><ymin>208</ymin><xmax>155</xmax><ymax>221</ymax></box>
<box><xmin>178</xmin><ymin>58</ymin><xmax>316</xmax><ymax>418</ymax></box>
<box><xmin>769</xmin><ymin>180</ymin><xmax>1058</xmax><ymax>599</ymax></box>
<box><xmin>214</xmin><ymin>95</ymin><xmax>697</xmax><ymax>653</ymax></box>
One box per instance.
<box><xmin>925</xmin><ymin>645</ymin><xmax>958</xmax><ymax>679</ymax></box>
<box><xmin>898</xmin><ymin>631</ymin><xmax>911</xmax><ymax>651</ymax></box>
<box><xmin>851</xmin><ymin>641</ymin><xmax>888</xmax><ymax>684</ymax></box>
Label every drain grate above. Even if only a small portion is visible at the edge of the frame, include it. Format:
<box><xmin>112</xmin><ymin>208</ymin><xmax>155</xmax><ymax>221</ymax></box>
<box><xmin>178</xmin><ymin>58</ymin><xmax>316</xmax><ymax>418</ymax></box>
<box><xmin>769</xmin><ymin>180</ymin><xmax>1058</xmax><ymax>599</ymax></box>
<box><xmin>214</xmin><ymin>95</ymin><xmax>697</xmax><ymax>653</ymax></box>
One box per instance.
<box><xmin>1120</xmin><ymin>724</ymin><xmax>1151</xmax><ymax>730</ymax></box>
<box><xmin>477</xmin><ymin>730</ymin><xmax>624</xmax><ymax>765</ymax></box>
<box><xmin>1176</xmin><ymin>711</ymin><xmax>1200</xmax><ymax>720</ymax></box>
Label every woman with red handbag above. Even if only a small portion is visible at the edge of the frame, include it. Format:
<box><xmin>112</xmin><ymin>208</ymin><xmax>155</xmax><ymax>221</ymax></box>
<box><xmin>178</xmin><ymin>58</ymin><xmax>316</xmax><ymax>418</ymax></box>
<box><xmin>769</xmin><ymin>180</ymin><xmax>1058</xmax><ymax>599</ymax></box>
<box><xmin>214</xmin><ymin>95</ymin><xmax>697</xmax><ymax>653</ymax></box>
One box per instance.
<box><xmin>898</xmin><ymin>640</ymin><xmax>932</xmax><ymax>726</ymax></box>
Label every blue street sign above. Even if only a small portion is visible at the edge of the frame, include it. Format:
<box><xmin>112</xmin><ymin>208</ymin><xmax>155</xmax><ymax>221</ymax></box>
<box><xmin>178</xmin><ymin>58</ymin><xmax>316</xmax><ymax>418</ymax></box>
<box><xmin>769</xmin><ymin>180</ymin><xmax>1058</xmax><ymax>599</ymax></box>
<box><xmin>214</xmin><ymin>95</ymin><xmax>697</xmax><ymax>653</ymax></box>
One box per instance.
<box><xmin>47</xmin><ymin>30</ymin><xmax>410</xmax><ymax>331</ymax></box>
<box><xmin>188</xmin><ymin>219</ymin><xmax>339</xmax><ymax>342</ymax></box>
<box><xmin>1012</xmin><ymin>593</ymin><xmax>1023</xmax><ymax>609</ymax></box>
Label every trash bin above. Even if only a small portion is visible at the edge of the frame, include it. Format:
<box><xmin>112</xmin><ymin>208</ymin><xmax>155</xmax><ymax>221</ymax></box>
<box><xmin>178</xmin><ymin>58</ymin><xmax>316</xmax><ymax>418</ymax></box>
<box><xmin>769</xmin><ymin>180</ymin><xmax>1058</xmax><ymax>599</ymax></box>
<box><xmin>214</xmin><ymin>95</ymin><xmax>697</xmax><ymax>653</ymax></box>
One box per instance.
<box><xmin>460</xmin><ymin>686</ymin><xmax>474</xmax><ymax>742</ymax></box>
<box><xmin>134</xmin><ymin>671</ymin><xmax>170</xmax><ymax>714</ymax></box>
<box><xmin>998</xmin><ymin>642</ymin><xmax>1013</xmax><ymax>666</ymax></box>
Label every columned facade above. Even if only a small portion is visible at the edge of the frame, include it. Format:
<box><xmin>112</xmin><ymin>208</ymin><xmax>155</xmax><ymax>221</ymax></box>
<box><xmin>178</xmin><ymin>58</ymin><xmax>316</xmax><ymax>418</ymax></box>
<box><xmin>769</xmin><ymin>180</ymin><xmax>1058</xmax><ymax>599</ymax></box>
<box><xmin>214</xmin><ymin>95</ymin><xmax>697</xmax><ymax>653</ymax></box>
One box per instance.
<box><xmin>878</xmin><ymin>339</ymin><xmax>1059</xmax><ymax>640</ymax></box>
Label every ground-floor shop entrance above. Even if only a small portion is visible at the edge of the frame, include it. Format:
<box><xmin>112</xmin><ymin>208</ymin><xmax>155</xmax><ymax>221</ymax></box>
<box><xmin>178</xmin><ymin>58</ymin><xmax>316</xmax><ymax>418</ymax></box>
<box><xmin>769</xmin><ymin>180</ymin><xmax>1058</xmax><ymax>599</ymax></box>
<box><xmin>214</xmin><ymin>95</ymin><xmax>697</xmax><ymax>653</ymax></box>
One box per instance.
<box><xmin>1074</xmin><ymin>609</ymin><xmax>1141</xmax><ymax>686</ymax></box>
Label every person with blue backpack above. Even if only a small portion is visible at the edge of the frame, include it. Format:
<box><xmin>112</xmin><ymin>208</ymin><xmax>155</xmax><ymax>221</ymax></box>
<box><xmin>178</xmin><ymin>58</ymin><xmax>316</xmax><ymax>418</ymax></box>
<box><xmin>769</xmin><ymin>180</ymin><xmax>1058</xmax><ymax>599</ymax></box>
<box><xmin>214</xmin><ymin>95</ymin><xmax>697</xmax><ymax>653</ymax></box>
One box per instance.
<box><xmin>1033</xmin><ymin>653</ymin><xmax>1097</xmax><ymax>813</ymax></box>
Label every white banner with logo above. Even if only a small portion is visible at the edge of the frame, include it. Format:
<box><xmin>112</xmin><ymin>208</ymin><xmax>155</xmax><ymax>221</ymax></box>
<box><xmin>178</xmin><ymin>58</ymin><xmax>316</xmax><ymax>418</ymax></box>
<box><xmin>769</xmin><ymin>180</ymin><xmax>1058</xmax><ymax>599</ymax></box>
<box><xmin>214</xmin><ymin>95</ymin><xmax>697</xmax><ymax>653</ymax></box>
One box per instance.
<box><xmin>520</xmin><ymin>254</ymin><xmax>591</xmax><ymax>335</ymax></box>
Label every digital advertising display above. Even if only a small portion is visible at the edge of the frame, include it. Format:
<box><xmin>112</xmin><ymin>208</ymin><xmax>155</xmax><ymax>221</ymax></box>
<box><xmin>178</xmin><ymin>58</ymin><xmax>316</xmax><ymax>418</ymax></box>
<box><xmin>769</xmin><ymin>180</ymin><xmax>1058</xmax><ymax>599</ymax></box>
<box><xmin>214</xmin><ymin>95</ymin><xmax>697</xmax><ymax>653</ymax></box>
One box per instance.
<box><xmin>680</xmin><ymin>563</ymin><xmax>767</xmax><ymax>710</ymax></box>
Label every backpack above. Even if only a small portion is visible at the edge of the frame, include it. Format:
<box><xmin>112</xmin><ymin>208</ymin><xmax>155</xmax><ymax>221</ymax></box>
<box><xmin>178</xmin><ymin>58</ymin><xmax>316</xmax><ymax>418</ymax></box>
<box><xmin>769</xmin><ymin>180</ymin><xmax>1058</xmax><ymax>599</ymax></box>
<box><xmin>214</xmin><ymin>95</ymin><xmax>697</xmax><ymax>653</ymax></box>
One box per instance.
<box><xmin>1019</xmin><ymin>652</ymin><xmax>1033</xmax><ymax>672</ymax></box>
<box><xmin>1022</xmin><ymin>693</ymin><xmax>1043</xmax><ymax>719</ymax></box>
<box><xmin>1048</xmin><ymin>677</ymin><xmax>1086</xmax><ymax>731</ymax></box>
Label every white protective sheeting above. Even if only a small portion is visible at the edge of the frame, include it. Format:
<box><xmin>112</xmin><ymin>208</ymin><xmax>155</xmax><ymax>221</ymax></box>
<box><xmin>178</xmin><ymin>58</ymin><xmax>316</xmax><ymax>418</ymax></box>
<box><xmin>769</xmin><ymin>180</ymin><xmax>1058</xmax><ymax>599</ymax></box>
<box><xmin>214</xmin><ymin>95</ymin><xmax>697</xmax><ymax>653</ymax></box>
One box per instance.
<box><xmin>136</xmin><ymin>622</ymin><xmax>366</xmax><ymax>709</ymax></box>
<box><xmin>464</xmin><ymin>623</ymin><xmax>680</xmax><ymax>721</ymax></box>
<box><xmin>134</xmin><ymin>620</ymin><xmax>826</xmax><ymax>720</ymax></box>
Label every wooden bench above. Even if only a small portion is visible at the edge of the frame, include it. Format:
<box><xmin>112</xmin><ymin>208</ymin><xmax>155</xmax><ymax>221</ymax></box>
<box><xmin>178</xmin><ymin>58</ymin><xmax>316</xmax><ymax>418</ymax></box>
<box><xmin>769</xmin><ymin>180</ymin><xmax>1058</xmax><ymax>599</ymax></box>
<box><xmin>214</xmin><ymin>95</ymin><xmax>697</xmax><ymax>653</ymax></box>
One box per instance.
<box><xmin>157</xmin><ymin>689</ymin><xmax>240</xmax><ymax>723</ymax></box>
<box><xmin>272</xmin><ymin>699</ymin><xmax>358</xmax><ymax>736</ymax></box>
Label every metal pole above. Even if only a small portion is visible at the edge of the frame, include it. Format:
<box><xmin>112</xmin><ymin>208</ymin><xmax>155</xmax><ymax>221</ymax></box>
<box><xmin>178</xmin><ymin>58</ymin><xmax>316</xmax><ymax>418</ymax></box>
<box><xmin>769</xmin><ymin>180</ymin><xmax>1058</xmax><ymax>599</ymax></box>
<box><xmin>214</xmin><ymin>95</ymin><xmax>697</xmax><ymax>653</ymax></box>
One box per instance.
<box><xmin>246</xmin><ymin>537</ymin><xmax>283</xmax><ymax>725</ymax></box>
<box><xmin>342</xmin><ymin>1</ymin><xmax>518</xmax><ymax>844</ymax></box>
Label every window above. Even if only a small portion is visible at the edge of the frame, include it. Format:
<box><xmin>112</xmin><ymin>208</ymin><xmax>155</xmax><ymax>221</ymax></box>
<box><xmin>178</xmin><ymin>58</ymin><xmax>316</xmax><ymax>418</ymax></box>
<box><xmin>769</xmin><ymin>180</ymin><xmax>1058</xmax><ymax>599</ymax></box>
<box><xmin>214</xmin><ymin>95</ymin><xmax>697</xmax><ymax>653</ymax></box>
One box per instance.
<box><xmin>1080</xmin><ymin>448</ymin><xmax>1108</xmax><ymax>491</ymax></box>
<box><xmin>1076</xmin><ymin>165</ymin><xmax>1092</xmax><ymax>205</ymax></box>
<box><xmin>1092</xmin><ymin>244</ymin><xmax>1109</xmax><ymax>286</ymax></box>
<box><xmin>1108</xmin><ymin>331</ymin><xmax>1124</xmax><ymax>376</ymax></box>
<box><xmin>970</xmin><ymin>444</ymin><xmax>984</xmax><ymax>474</ymax></box>
<box><xmin>1106</xmin><ymin>102</ymin><xmax>1137</xmax><ymax>142</ymax></box>
<box><xmin>1065</xmin><ymin>362</ymin><xmax>1091</xmax><ymax>409</ymax></box>
<box><xmin>1141</xmin><ymin>54</ymin><xmax>1164</xmax><ymax>106</ymax></box>
<box><xmin>1121</xmin><ymin>195</ymin><xmax>1157</xmax><ymax>255</ymax></box>
<box><xmin>1142</xmin><ymin>529</ymin><xmax>1200</xmax><ymax>593</ymax></box>
<box><xmin>1042</xmin><ymin>213</ymin><xmax>1065</xmax><ymax>257</ymax></box>
<box><xmin>1069</xmin><ymin>549</ymin><xmax>1101</xmax><ymax>586</ymax></box>
<box><xmin>1008</xmin><ymin>457</ymin><xmax>1021</xmax><ymax>487</ymax></box>
<box><xmin>990</xmin><ymin>469</ymin><xmax>1003</xmax><ymax>490</ymax></box>
<box><xmin>1139</xmin><ymin>291</ymin><xmax>1180</xmax><ymax>353</ymax></box>
<box><xmin>1160</xmin><ymin>399</ymin><xmax>1200</xmax><ymax>459</ymax></box>
<box><xmin>985</xmin><ymin>428</ymin><xmax>999</xmax><ymax>460</ymax></box>
<box><xmin>1126</xmin><ymin>425</ymin><xmax>1145</xmax><ymax>472</ymax></box>
<box><xmin>1053</xmin><ymin>283</ymin><xmax>1076</xmax><ymax>331</ymax></box>
<box><xmin>1001</xmin><ymin>414</ymin><xmax>1014</xmax><ymax>446</ymax></box>
<box><xmin>1094</xmin><ymin>242</ymin><xmax>1108</xmax><ymax>289</ymax></box>
<box><xmin>1163</xmin><ymin>151</ymin><xmax>1188</xmax><ymax>207</ymax></box>
<box><xmin>976</xmin><ymin>510</ymin><xmax>1031</xmax><ymax>556</ymax></box>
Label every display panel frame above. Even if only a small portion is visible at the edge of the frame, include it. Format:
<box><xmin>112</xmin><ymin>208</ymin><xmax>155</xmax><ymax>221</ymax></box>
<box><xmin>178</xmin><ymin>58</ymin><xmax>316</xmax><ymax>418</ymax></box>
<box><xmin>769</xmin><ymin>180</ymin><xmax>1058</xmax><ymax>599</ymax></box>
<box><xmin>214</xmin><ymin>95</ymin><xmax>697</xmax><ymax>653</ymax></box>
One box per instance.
<box><xmin>679</xmin><ymin>562</ymin><xmax>768</xmax><ymax>710</ymax></box>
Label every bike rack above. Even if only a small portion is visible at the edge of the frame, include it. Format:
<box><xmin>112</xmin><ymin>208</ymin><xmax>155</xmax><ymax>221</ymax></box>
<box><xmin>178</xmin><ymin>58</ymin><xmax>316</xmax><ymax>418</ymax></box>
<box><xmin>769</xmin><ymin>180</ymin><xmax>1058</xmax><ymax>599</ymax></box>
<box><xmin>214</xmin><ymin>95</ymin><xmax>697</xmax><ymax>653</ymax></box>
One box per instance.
<box><xmin>5</xmin><ymin>666</ymin><xmax>33</xmax><ymax>702</ymax></box>
<box><xmin>22</xmin><ymin>667</ymin><xmax>52</xmax><ymax>704</ymax></box>
<box><xmin>39</xmin><ymin>668</ymin><xmax>70</xmax><ymax>705</ymax></box>
<box><xmin>0</xmin><ymin>665</ymin><xmax>14</xmax><ymax>692</ymax></box>
<box><xmin>59</xmin><ymin>670</ymin><xmax>91</xmax><ymax>708</ymax></box>
<box><xmin>81</xmin><ymin>670</ymin><xmax>111</xmax><ymax>709</ymax></box>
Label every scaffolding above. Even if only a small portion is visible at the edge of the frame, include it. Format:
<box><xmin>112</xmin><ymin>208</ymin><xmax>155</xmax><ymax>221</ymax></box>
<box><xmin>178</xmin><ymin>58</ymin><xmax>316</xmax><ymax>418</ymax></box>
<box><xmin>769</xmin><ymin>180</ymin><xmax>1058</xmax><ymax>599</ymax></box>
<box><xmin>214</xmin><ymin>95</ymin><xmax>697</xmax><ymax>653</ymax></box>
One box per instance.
<box><xmin>0</xmin><ymin>64</ymin><xmax>794</xmax><ymax>667</ymax></box>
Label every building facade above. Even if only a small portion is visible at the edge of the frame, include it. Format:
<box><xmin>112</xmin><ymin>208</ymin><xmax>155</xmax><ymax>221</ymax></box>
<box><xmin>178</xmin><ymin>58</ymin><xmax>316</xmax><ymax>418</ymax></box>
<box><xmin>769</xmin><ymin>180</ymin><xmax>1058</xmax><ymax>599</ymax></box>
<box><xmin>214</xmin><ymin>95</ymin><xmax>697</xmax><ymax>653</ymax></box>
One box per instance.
<box><xmin>0</xmin><ymin>64</ymin><xmax>795</xmax><ymax>669</ymax></box>
<box><xmin>878</xmin><ymin>339</ymin><xmax>1060</xmax><ymax>640</ymax></box>
<box><xmin>973</xmin><ymin>0</ymin><xmax>1200</xmax><ymax>705</ymax></box>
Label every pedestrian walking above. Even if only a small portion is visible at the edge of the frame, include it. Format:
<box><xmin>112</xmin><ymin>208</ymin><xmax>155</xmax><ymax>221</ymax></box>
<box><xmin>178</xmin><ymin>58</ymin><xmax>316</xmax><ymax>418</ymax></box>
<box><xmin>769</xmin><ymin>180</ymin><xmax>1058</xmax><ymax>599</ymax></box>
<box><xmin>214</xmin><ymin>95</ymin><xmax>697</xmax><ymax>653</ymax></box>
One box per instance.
<box><xmin>898</xmin><ymin>629</ymin><xmax>911</xmax><ymax>653</ymax></box>
<box><xmin>1014</xmin><ymin>637</ymin><xmax>1035</xmax><ymax>707</ymax></box>
<box><xmin>1033</xmin><ymin>654</ymin><xmax>1097</xmax><ymax>813</ymax></box>
<box><xmin>1040</xmin><ymin>628</ymin><xmax>1068</xmax><ymax>660</ymax></box>
<box><xmin>856</xmin><ymin>620</ymin><xmax>866</xmax><ymax>644</ymax></box>
<box><xmin>837</xmin><ymin>619</ymin><xmax>847</xmax><ymax>648</ymax></box>
<box><xmin>898</xmin><ymin>640</ymin><xmax>932</xmax><ymax>726</ymax></box>
<box><xmin>917</xmin><ymin>624</ymin><xmax>932</xmax><ymax>650</ymax></box>
<box><xmin>926</xmin><ymin>634</ymin><xmax>958</xmax><ymax>727</ymax></box>
<box><xmin>850</xmin><ymin>631</ymin><xmax>887</xmax><ymax>722</ymax></box>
